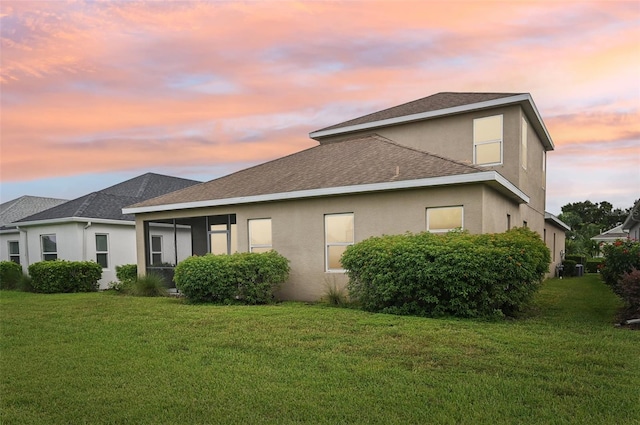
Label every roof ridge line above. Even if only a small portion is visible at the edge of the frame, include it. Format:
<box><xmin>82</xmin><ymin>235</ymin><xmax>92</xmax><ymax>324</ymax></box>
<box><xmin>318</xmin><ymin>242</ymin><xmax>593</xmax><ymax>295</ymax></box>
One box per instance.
<box><xmin>75</xmin><ymin>193</ymin><xmax>98</xmax><ymax>217</ymax></box>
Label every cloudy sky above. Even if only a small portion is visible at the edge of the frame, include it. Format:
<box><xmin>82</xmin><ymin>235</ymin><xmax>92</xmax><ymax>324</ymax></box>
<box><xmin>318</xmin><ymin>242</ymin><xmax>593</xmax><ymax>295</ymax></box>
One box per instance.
<box><xmin>1</xmin><ymin>0</ymin><xmax>638</xmax><ymax>214</ymax></box>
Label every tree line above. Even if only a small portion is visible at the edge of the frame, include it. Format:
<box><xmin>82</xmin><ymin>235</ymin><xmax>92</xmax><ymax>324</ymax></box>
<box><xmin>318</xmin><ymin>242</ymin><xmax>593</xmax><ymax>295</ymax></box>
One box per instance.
<box><xmin>558</xmin><ymin>200</ymin><xmax>637</xmax><ymax>256</ymax></box>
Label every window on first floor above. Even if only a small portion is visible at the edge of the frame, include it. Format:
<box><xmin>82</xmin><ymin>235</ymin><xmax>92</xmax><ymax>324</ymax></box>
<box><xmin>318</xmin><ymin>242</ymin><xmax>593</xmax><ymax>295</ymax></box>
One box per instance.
<box><xmin>151</xmin><ymin>235</ymin><xmax>163</xmax><ymax>266</ymax></box>
<box><xmin>41</xmin><ymin>234</ymin><xmax>57</xmax><ymax>261</ymax></box>
<box><xmin>95</xmin><ymin>234</ymin><xmax>109</xmax><ymax>269</ymax></box>
<box><xmin>249</xmin><ymin>218</ymin><xmax>272</xmax><ymax>253</ymax></box>
<box><xmin>473</xmin><ymin>114</ymin><xmax>503</xmax><ymax>166</ymax></box>
<box><xmin>427</xmin><ymin>206</ymin><xmax>463</xmax><ymax>233</ymax></box>
<box><xmin>325</xmin><ymin>213</ymin><xmax>354</xmax><ymax>272</ymax></box>
<box><xmin>8</xmin><ymin>241</ymin><xmax>20</xmax><ymax>264</ymax></box>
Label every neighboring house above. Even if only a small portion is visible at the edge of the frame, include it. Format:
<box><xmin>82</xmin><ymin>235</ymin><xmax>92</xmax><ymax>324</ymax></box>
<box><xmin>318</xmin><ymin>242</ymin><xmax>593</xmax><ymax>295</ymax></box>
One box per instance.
<box><xmin>14</xmin><ymin>173</ymin><xmax>200</xmax><ymax>288</ymax></box>
<box><xmin>124</xmin><ymin>92</ymin><xmax>568</xmax><ymax>301</ymax></box>
<box><xmin>0</xmin><ymin>196</ymin><xmax>68</xmax><ymax>265</ymax></box>
<box><xmin>622</xmin><ymin>200</ymin><xmax>640</xmax><ymax>241</ymax></box>
<box><xmin>544</xmin><ymin>212</ymin><xmax>571</xmax><ymax>268</ymax></box>
<box><xmin>590</xmin><ymin>224</ymin><xmax>629</xmax><ymax>256</ymax></box>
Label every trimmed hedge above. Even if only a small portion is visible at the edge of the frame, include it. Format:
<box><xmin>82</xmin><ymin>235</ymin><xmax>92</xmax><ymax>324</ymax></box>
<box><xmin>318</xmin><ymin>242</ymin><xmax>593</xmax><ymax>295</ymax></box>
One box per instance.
<box><xmin>341</xmin><ymin>227</ymin><xmax>550</xmax><ymax>318</ymax></box>
<box><xmin>565</xmin><ymin>255</ymin><xmax>585</xmax><ymax>265</ymax></box>
<box><xmin>562</xmin><ymin>260</ymin><xmax>577</xmax><ymax>277</ymax></box>
<box><xmin>174</xmin><ymin>251</ymin><xmax>290</xmax><ymax>304</ymax></box>
<box><xmin>116</xmin><ymin>264</ymin><xmax>138</xmax><ymax>283</ymax></box>
<box><xmin>586</xmin><ymin>258</ymin><xmax>604</xmax><ymax>273</ymax></box>
<box><xmin>0</xmin><ymin>261</ymin><xmax>23</xmax><ymax>290</ymax></box>
<box><xmin>28</xmin><ymin>260</ymin><xmax>102</xmax><ymax>293</ymax></box>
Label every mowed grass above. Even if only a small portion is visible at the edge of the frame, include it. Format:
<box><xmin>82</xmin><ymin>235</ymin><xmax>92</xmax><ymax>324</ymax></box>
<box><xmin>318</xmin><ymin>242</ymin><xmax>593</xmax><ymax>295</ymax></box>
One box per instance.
<box><xmin>1</xmin><ymin>274</ymin><xmax>638</xmax><ymax>424</ymax></box>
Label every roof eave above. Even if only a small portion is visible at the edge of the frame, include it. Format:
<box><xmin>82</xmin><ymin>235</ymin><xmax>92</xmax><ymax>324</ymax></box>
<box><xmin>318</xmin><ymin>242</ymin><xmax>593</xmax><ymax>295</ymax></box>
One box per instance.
<box><xmin>309</xmin><ymin>93</ymin><xmax>554</xmax><ymax>151</ymax></box>
<box><xmin>15</xmin><ymin>217</ymin><xmax>134</xmax><ymax>227</ymax></box>
<box><xmin>123</xmin><ymin>171</ymin><xmax>529</xmax><ymax>215</ymax></box>
<box><xmin>544</xmin><ymin>212</ymin><xmax>571</xmax><ymax>231</ymax></box>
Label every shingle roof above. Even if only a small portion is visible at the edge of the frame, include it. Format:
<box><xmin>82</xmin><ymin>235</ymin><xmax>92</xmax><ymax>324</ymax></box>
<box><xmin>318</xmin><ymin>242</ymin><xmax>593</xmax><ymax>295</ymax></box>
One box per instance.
<box><xmin>313</xmin><ymin>92</ymin><xmax>523</xmax><ymax>134</ymax></box>
<box><xmin>17</xmin><ymin>173</ymin><xmax>200</xmax><ymax>223</ymax></box>
<box><xmin>128</xmin><ymin>135</ymin><xmax>485</xmax><ymax>209</ymax></box>
<box><xmin>0</xmin><ymin>196</ymin><xmax>68</xmax><ymax>229</ymax></box>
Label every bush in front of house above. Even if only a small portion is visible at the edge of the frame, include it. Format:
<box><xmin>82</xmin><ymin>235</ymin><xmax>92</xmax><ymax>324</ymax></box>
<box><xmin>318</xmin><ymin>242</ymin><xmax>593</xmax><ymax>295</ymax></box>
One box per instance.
<box><xmin>0</xmin><ymin>261</ymin><xmax>23</xmax><ymax>290</ymax></box>
<box><xmin>586</xmin><ymin>258</ymin><xmax>605</xmax><ymax>273</ymax></box>
<box><xmin>174</xmin><ymin>251</ymin><xmax>290</xmax><ymax>304</ymax></box>
<box><xmin>600</xmin><ymin>239</ymin><xmax>640</xmax><ymax>317</ymax></box>
<box><xmin>341</xmin><ymin>227</ymin><xmax>550</xmax><ymax>319</ymax></box>
<box><xmin>561</xmin><ymin>260</ymin><xmax>577</xmax><ymax>277</ymax></box>
<box><xmin>115</xmin><ymin>264</ymin><xmax>138</xmax><ymax>283</ymax></box>
<box><xmin>600</xmin><ymin>239</ymin><xmax>640</xmax><ymax>288</ymax></box>
<box><xmin>565</xmin><ymin>255</ymin><xmax>585</xmax><ymax>265</ymax></box>
<box><xmin>28</xmin><ymin>260</ymin><xmax>102</xmax><ymax>293</ymax></box>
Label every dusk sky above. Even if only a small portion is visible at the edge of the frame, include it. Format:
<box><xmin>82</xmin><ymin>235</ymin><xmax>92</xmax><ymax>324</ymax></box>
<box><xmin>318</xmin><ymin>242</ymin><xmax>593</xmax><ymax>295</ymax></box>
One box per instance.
<box><xmin>1</xmin><ymin>1</ymin><xmax>638</xmax><ymax>215</ymax></box>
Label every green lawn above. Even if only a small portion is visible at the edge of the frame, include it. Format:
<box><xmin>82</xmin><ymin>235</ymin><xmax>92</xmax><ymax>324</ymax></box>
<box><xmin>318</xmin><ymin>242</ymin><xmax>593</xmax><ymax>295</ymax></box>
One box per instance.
<box><xmin>1</xmin><ymin>274</ymin><xmax>638</xmax><ymax>424</ymax></box>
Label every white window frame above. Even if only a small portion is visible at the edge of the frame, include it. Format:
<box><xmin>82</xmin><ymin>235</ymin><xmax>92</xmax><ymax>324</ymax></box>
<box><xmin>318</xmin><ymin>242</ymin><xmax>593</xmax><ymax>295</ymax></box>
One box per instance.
<box><xmin>8</xmin><ymin>240</ymin><xmax>20</xmax><ymax>264</ymax></box>
<box><xmin>41</xmin><ymin>234</ymin><xmax>57</xmax><ymax>261</ymax></box>
<box><xmin>473</xmin><ymin>114</ymin><xmax>503</xmax><ymax>166</ymax></box>
<box><xmin>325</xmin><ymin>213</ymin><xmax>354</xmax><ymax>272</ymax></box>
<box><xmin>426</xmin><ymin>206</ymin><xmax>464</xmax><ymax>233</ymax></box>
<box><xmin>521</xmin><ymin>117</ymin><xmax>528</xmax><ymax>170</ymax></box>
<box><xmin>95</xmin><ymin>234</ymin><xmax>109</xmax><ymax>269</ymax></box>
<box><xmin>248</xmin><ymin>218</ymin><xmax>272</xmax><ymax>253</ymax></box>
<box><xmin>150</xmin><ymin>235</ymin><xmax>163</xmax><ymax>266</ymax></box>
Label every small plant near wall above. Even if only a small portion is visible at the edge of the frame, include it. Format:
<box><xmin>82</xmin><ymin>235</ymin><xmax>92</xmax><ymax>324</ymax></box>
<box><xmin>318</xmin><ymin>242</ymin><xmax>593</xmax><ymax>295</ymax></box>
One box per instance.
<box><xmin>323</xmin><ymin>276</ymin><xmax>348</xmax><ymax>306</ymax></box>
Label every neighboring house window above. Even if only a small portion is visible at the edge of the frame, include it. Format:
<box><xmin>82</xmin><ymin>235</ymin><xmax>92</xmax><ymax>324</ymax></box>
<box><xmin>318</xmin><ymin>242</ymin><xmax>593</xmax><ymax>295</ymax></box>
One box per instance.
<box><xmin>8</xmin><ymin>241</ymin><xmax>20</xmax><ymax>264</ymax></box>
<box><xmin>473</xmin><ymin>115</ymin><xmax>503</xmax><ymax>166</ymax></box>
<box><xmin>325</xmin><ymin>213</ymin><xmax>354</xmax><ymax>272</ymax></box>
<box><xmin>95</xmin><ymin>234</ymin><xmax>109</xmax><ymax>269</ymax></box>
<box><xmin>150</xmin><ymin>235</ymin><xmax>163</xmax><ymax>266</ymax></box>
<box><xmin>41</xmin><ymin>234</ymin><xmax>57</xmax><ymax>261</ymax></box>
<box><xmin>521</xmin><ymin>117</ymin><xmax>528</xmax><ymax>169</ymax></box>
<box><xmin>249</xmin><ymin>218</ymin><xmax>272</xmax><ymax>253</ymax></box>
<box><xmin>427</xmin><ymin>206</ymin><xmax>463</xmax><ymax>233</ymax></box>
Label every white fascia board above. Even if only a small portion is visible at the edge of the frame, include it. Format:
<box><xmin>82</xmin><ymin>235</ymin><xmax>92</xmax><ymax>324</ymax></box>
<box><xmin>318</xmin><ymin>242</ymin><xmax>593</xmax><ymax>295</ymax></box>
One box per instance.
<box><xmin>123</xmin><ymin>171</ymin><xmax>529</xmax><ymax>215</ymax></box>
<box><xmin>310</xmin><ymin>94</ymin><xmax>554</xmax><ymax>150</ymax></box>
<box><xmin>14</xmin><ymin>217</ymin><xmax>134</xmax><ymax>227</ymax></box>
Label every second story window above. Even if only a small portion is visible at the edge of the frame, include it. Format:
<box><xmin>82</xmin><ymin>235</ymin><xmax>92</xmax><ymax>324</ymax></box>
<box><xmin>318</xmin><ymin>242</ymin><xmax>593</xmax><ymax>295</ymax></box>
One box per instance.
<box><xmin>521</xmin><ymin>117</ymin><xmax>528</xmax><ymax>170</ymax></box>
<box><xmin>473</xmin><ymin>115</ymin><xmax>503</xmax><ymax>166</ymax></box>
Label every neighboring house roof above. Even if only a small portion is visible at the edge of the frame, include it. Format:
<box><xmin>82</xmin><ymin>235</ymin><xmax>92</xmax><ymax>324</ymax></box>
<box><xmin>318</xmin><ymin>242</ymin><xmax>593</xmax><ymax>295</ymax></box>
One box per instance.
<box><xmin>544</xmin><ymin>212</ymin><xmax>571</xmax><ymax>232</ymax></box>
<box><xmin>17</xmin><ymin>173</ymin><xmax>200</xmax><ymax>225</ymax></box>
<box><xmin>124</xmin><ymin>134</ymin><xmax>529</xmax><ymax>214</ymax></box>
<box><xmin>309</xmin><ymin>92</ymin><xmax>554</xmax><ymax>151</ymax></box>
<box><xmin>622</xmin><ymin>199</ymin><xmax>640</xmax><ymax>232</ymax></box>
<box><xmin>591</xmin><ymin>224</ymin><xmax>629</xmax><ymax>242</ymax></box>
<box><xmin>0</xmin><ymin>196</ymin><xmax>67</xmax><ymax>230</ymax></box>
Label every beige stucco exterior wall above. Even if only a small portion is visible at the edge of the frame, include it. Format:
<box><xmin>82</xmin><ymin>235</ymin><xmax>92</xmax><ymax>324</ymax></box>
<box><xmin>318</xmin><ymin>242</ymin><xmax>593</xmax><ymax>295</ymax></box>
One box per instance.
<box><xmin>134</xmin><ymin>183</ymin><xmax>523</xmax><ymax>301</ymax></box>
<box><xmin>544</xmin><ymin>221</ymin><xmax>567</xmax><ymax>276</ymax></box>
<box><xmin>318</xmin><ymin>105</ymin><xmax>549</xmax><ymax>219</ymax></box>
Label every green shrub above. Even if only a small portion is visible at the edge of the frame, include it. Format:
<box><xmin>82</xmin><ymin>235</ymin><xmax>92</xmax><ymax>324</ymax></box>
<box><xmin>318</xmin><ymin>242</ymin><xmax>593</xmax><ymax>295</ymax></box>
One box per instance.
<box><xmin>617</xmin><ymin>268</ymin><xmax>640</xmax><ymax>318</ymax></box>
<box><xmin>115</xmin><ymin>264</ymin><xmax>137</xmax><ymax>283</ymax></box>
<box><xmin>341</xmin><ymin>227</ymin><xmax>550</xmax><ymax>319</ymax></box>
<box><xmin>562</xmin><ymin>260</ymin><xmax>577</xmax><ymax>277</ymax></box>
<box><xmin>130</xmin><ymin>273</ymin><xmax>167</xmax><ymax>297</ymax></box>
<box><xmin>600</xmin><ymin>239</ymin><xmax>640</xmax><ymax>289</ymax></box>
<box><xmin>586</xmin><ymin>258</ymin><xmax>604</xmax><ymax>273</ymax></box>
<box><xmin>17</xmin><ymin>274</ymin><xmax>34</xmax><ymax>292</ymax></box>
<box><xmin>28</xmin><ymin>260</ymin><xmax>102</xmax><ymax>293</ymax></box>
<box><xmin>174</xmin><ymin>251</ymin><xmax>289</xmax><ymax>304</ymax></box>
<box><xmin>565</xmin><ymin>254</ymin><xmax>585</xmax><ymax>265</ymax></box>
<box><xmin>0</xmin><ymin>261</ymin><xmax>23</xmax><ymax>290</ymax></box>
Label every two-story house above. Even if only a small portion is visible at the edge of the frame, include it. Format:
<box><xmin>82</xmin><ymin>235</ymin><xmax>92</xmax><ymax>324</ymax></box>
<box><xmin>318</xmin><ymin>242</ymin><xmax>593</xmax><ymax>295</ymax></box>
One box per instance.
<box><xmin>124</xmin><ymin>92</ymin><xmax>567</xmax><ymax>300</ymax></box>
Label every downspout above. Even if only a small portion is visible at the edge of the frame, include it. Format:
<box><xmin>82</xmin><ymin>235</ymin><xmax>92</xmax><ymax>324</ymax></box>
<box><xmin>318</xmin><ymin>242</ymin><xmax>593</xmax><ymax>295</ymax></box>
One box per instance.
<box><xmin>83</xmin><ymin>222</ymin><xmax>92</xmax><ymax>261</ymax></box>
<box><xmin>16</xmin><ymin>226</ymin><xmax>29</xmax><ymax>272</ymax></box>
